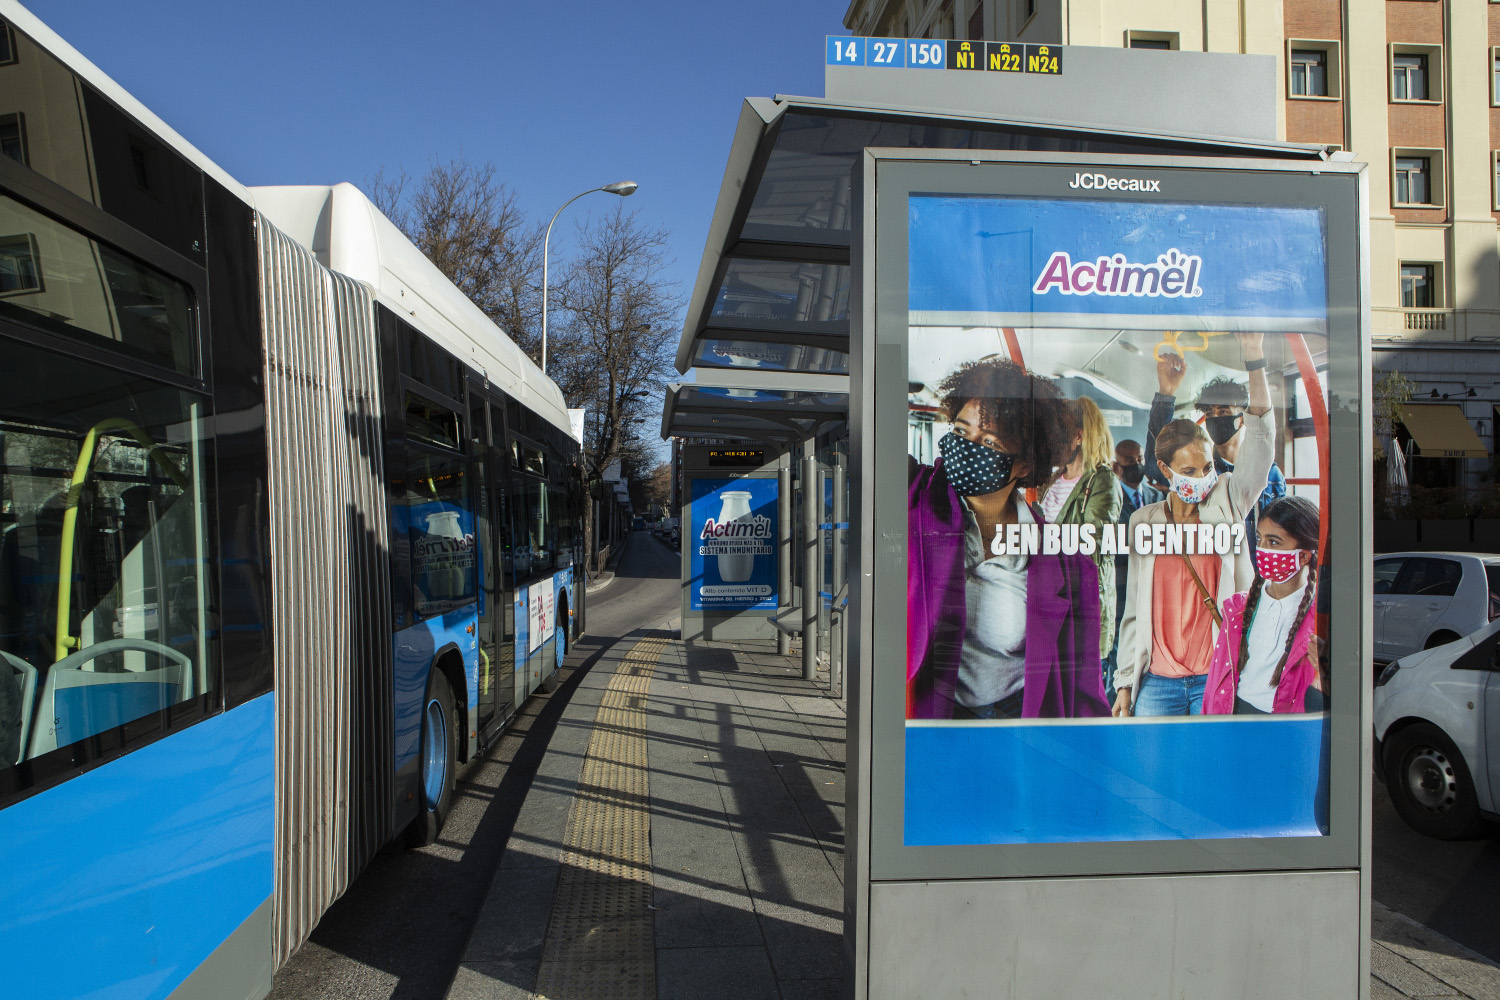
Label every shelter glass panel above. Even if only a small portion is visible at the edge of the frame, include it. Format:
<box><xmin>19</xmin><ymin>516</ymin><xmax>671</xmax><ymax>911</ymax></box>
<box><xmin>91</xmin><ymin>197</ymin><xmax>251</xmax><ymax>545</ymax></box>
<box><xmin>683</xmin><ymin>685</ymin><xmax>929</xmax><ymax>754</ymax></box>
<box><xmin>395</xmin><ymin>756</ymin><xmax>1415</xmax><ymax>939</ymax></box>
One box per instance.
<box><xmin>712</xmin><ymin>260</ymin><xmax>850</xmax><ymax>324</ymax></box>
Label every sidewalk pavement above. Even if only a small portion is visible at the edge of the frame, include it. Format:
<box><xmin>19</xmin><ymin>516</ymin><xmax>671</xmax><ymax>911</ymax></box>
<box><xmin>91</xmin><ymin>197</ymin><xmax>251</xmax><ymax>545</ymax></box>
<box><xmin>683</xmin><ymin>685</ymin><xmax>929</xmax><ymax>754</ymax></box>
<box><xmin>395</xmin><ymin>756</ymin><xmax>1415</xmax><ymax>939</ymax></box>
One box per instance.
<box><xmin>445</xmin><ymin>632</ymin><xmax>1500</xmax><ymax>1000</ymax></box>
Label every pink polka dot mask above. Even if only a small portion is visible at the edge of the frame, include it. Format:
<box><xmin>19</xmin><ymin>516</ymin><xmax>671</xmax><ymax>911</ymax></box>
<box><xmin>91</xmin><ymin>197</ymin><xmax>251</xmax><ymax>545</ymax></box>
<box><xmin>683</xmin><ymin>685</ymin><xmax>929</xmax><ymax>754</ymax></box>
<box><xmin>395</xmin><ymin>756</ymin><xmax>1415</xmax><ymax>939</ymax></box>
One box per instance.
<box><xmin>1254</xmin><ymin>547</ymin><xmax>1307</xmax><ymax>584</ymax></box>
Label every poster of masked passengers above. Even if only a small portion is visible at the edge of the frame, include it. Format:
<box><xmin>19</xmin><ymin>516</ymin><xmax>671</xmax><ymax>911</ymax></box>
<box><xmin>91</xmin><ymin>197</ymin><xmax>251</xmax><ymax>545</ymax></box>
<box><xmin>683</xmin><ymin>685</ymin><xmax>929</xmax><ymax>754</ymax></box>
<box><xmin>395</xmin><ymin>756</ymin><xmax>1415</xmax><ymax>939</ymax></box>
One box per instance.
<box><xmin>904</xmin><ymin>193</ymin><xmax>1332</xmax><ymax>846</ymax></box>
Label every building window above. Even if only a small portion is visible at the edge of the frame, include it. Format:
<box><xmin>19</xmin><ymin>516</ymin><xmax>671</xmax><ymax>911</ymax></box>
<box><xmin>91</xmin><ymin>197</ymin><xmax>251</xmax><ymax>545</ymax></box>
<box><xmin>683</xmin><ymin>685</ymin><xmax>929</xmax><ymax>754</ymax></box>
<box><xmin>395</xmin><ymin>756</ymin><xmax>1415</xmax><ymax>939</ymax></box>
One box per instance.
<box><xmin>969</xmin><ymin>0</ymin><xmax>984</xmax><ymax>39</ymax></box>
<box><xmin>0</xmin><ymin>20</ymin><xmax>14</xmax><ymax>66</ymax></box>
<box><xmin>1494</xmin><ymin>152</ymin><xmax>1500</xmax><ymax>210</ymax></box>
<box><xmin>1392</xmin><ymin>52</ymin><xmax>1428</xmax><ymax>101</ymax></box>
<box><xmin>0</xmin><ymin>233</ymin><xmax>42</xmax><ymax>296</ymax></box>
<box><xmin>0</xmin><ymin>113</ymin><xmax>26</xmax><ymax>166</ymax></box>
<box><xmin>1126</xmin><ymin>30</ymin><xmax>1178</xmax><ymax>50</ymax></box>
<box><xmin>1395</xmin><ymin>156</ymin><xmax>1431</xmax><ymax>205</ymax></box>
<box><xmin>1290</xmin><ymin>50</ymin><xmax>1327</xmax><ymax>96</ymax></box>
<box><xmin>1401</xmin><ymin>264</ymin><xmax>1436</xmax><ymax>308</ymax></box>
<box><xmin>1493</xmin><ymin>48</ymin><xmax>1500</xmax><ymax>105</ymax></box>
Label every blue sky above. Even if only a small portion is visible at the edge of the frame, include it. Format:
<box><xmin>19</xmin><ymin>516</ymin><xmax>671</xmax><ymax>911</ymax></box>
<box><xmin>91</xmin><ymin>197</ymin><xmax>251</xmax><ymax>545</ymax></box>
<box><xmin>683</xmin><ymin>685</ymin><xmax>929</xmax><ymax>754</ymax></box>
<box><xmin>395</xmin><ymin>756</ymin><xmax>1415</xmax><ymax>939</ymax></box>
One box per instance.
<box><xmin>22</xmin><ymin>0</ymin><xmax>849</xmax><ymax>351</ymax></box>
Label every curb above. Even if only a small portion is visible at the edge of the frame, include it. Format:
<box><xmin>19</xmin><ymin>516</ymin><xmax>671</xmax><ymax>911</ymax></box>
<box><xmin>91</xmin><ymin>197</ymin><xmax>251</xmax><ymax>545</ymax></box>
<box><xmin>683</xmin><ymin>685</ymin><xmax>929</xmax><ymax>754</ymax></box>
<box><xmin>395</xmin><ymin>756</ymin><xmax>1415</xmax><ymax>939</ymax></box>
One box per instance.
<box><xmin>1371</xmin><ymin>901</ymin><xmax>1500</xmax><ymax>999</ymax></box>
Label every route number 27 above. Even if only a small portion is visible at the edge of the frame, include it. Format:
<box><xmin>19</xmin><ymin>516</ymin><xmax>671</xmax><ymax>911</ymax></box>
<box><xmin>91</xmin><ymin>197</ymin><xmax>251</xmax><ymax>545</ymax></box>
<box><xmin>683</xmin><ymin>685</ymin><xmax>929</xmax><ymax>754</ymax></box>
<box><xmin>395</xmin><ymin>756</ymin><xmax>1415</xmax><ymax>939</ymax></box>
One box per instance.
<box><xmin>870</xmin><ymin>40</ymin><xmax>900</xmax><ymax>64</ymax></box>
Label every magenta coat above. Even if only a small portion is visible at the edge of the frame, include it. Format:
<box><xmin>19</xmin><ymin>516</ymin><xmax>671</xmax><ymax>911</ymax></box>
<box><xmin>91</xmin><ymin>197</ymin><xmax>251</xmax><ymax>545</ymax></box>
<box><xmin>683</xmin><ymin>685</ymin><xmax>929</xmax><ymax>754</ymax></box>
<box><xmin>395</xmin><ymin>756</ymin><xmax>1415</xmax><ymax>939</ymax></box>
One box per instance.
<box><xmin>907</xmin><ymin>460</ymin><xmax>1110</xmax><ymax>720</ymax></box>
<box><xmin>1201</xmin><ymin>590</ymin><xmax>1319</xmax><ymax>715</ymax></box>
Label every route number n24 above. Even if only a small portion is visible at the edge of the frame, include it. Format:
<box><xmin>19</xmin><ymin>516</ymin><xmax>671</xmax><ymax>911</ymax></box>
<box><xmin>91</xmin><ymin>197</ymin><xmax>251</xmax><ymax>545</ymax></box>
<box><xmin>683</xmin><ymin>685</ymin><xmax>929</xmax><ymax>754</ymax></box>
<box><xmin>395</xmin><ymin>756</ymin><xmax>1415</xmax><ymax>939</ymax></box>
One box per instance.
<box><xmin>908</xmin><ymin>41</ymin><xmax>943</xmax><ymax>65</ymax></box>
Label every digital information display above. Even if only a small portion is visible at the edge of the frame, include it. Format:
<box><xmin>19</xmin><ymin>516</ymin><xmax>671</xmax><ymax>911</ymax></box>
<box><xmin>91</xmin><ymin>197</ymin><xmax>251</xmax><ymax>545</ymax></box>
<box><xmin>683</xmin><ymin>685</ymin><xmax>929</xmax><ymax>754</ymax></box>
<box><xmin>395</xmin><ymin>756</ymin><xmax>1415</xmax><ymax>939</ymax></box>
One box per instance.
<box><xmin>826</xmin><ymin>36</ymin><xmax>1062</xmax><ymax>75</ymax></box>
<box><xmin>707</xmin><ymin>448</ymin><xmax>766</xmax><ymax>468</ymax></box>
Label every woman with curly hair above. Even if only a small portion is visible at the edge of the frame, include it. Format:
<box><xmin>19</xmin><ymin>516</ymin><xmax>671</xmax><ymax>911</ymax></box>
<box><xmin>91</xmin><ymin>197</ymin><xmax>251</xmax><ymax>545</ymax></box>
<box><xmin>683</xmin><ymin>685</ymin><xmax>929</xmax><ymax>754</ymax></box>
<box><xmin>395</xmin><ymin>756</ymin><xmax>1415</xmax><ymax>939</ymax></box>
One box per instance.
<box><xmin>1201</xmin><ymin>495</ymin><xmax>1325</xmax><ymax>715</ymax></box>
<box><xmin>907</xmin><ymin>358</ymin><xmax>1110</xmax><ymax>720</ymax></box>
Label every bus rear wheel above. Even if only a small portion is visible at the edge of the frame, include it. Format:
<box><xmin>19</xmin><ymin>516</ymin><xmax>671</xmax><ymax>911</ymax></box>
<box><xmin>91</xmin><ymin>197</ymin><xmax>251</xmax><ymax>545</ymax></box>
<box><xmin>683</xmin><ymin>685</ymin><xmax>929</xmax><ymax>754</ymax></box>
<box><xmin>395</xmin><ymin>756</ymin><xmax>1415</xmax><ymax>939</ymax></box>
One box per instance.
<box><xmin>405</xmin><ymin>667</ymin><xmax>457</xmax><ymax>848</ymax></box>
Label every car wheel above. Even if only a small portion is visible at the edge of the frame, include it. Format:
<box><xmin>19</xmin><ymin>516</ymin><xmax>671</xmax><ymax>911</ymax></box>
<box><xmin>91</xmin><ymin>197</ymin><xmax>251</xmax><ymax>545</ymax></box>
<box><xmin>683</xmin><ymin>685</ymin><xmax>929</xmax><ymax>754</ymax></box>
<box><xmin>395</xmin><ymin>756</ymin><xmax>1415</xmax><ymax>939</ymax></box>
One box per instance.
<box><xmin>404</xmin><ymin>667</ymin><xmax>457</xmax><ymax>848</ymax></box>
<box><xmin>1383</xmin><ymin>722</ymin><xmax>1485</xmax><ymax>840</ymax></box>
<box><xmin>1424</xmin><ymin>631</ymin><xmax>1461</xmax><ymax>650</ymax></box>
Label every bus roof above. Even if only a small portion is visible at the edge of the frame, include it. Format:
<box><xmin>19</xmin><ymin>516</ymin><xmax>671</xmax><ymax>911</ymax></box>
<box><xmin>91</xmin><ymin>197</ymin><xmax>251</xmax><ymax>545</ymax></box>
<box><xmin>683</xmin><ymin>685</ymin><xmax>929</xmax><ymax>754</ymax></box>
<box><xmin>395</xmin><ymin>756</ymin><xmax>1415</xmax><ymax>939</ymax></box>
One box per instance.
<box><xmin>253</xmin><ymin>184</ymin><xmax>572</xmax><ymax>438</ymax></box>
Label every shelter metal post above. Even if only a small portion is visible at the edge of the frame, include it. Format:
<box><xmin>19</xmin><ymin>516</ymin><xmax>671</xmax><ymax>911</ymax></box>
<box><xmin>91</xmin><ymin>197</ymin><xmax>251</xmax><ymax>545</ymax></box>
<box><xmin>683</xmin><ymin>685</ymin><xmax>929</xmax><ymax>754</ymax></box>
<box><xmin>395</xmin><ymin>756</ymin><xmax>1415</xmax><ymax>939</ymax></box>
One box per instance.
<box><xmin>802</xmin><ymin>451</ymin><xmax>821</xmax><ymax>682</ymax></box>
<box><xmin>831</xmin><ymin>460</ymin><xmax>846</xmax><ymax>699</ymax></box>
<box><xmin>778</xmin><ymin>455</ymin><xmax>793</xmax><ymax>656</ymax></box>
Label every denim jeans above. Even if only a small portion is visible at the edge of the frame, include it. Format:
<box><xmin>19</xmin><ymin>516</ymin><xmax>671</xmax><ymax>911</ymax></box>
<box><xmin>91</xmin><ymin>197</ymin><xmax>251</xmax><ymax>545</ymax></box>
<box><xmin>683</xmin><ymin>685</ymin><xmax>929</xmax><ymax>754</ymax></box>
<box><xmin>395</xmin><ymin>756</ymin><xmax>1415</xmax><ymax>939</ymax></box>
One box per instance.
<box><xmin>952</xmin><ymin>689</ymin><xmax>1025</xmax><ymax>720</ymax></box>
<box><xmin>1134</xmin><ymin>671</ymin><xmax>1207</xmax><ymax>716</ymax></box>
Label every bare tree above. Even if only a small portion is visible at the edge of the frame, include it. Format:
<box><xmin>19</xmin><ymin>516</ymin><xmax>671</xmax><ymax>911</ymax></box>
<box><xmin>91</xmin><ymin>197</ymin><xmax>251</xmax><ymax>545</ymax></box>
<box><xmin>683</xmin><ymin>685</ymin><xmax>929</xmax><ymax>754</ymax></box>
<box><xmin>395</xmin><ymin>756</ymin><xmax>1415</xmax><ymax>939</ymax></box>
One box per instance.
<box><xmin>366</xmin><ymin>159</ymin><xmax>546</xmax><ymax>360</ymax></box>
<box><xmin>549</xmin><ymin>206</ymin><xmax>680</xmax><ymax>566</ymax></box>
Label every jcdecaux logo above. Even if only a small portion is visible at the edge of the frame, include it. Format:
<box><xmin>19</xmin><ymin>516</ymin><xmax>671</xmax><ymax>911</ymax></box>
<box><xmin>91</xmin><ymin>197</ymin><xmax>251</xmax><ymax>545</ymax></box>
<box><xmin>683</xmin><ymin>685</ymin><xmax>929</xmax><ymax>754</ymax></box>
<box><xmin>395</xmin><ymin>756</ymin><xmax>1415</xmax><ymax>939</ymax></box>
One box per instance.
<box><xmin>1033</xmin><ymin>248</ymin><xmax>1204</xmax><ymax>299</ymax></box>
<box><xmin>1068</xmin><ymin>172</ymin><xmax>1160</xmax><ymax>192</ymax></box>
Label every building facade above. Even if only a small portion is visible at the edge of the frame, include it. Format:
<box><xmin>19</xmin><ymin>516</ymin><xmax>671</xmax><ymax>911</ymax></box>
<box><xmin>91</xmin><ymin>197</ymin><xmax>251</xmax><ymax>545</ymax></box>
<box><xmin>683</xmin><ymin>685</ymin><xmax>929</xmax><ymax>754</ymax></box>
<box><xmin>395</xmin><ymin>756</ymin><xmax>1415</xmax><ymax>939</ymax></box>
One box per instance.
<box><xmin>845</xmin><ymin>0</ymin><xmax>1500</xmax><ymax>518</ymax></box>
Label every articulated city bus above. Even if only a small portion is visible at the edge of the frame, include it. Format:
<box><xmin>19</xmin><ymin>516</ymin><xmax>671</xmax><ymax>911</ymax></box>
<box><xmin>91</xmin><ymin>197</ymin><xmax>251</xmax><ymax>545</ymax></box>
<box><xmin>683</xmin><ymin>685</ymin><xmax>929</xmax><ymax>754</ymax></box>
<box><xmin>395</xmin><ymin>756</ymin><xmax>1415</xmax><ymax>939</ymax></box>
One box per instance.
<box><xmin>0</xmin><ymin>5</ymin><xmax>582</xmax><ymax>997</ymax></box>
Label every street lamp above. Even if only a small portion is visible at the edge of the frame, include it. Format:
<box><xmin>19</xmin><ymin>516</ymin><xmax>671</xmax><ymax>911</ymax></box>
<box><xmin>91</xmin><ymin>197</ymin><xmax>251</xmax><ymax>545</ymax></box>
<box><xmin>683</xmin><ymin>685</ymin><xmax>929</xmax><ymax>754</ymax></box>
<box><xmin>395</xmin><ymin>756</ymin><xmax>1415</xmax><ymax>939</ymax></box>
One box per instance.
<box><xmin>541</xmin><ymin>180</ymin><xmax>638</xmax><ymax>374</ymax></box>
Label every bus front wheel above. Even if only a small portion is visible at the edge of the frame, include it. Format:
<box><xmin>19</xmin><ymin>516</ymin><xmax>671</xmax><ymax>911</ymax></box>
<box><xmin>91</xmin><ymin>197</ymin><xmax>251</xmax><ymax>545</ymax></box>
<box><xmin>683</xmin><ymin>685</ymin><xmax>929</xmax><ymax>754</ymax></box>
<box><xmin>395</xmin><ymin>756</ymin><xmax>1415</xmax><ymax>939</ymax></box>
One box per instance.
<box><xmin>405</xmin><ymin>667</ymin><xmax>457</xmax><ymax>848</ymax></box>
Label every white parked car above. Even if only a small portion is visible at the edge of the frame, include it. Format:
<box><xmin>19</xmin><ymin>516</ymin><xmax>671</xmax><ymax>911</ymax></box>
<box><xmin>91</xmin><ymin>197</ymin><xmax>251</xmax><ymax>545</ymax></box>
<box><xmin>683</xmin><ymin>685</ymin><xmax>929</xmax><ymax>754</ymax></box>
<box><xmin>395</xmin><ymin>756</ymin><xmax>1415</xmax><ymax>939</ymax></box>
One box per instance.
<box><xmin>1374</xmin><ymin>622</ymin><xmax>1500</xmax><ymax>839</ymax></box>
<box><xmin>1372</xmin><ymin>551</ymin><xmax>1500</xmax><ymax>665</ymax></box>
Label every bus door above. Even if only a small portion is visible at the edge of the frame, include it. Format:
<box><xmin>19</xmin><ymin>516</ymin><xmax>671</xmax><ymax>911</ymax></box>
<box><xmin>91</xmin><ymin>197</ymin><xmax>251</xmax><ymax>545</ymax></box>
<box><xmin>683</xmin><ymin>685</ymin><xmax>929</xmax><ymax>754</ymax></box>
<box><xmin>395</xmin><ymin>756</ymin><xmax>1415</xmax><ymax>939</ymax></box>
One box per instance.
<box><xmin>468</xmin><ymin>385</ymin><xmax>515</xmax><ymax>738</ymax></box>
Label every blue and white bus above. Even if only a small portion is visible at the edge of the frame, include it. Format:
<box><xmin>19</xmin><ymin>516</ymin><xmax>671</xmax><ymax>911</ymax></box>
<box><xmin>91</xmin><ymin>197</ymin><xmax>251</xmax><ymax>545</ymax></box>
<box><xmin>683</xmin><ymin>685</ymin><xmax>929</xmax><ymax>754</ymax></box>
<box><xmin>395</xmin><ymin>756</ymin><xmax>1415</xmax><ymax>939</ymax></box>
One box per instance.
<box><xmin>0</xmin><ymin>5</ymin><xmax>583</xmax><ymax>997</ymax></box>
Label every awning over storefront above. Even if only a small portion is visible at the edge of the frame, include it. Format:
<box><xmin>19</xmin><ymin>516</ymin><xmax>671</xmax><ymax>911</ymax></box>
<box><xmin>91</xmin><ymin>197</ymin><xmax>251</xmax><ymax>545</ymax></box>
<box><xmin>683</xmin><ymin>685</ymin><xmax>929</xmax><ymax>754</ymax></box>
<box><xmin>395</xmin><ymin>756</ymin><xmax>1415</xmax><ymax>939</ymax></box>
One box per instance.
<box><xmin>1398</xmin><ymin>404</ymin><xmax>1489</xmax><ymax>459</ymax></box>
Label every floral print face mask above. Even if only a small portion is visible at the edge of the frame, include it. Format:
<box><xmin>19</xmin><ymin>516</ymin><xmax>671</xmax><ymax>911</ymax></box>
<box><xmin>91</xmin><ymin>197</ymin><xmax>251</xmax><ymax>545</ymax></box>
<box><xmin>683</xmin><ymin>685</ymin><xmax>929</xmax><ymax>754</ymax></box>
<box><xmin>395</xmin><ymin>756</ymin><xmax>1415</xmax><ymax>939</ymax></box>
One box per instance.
<box><xmin>1169</xmin><ymin>466</ymin><xmax>1218</xmax><ymax>504</ymax></box>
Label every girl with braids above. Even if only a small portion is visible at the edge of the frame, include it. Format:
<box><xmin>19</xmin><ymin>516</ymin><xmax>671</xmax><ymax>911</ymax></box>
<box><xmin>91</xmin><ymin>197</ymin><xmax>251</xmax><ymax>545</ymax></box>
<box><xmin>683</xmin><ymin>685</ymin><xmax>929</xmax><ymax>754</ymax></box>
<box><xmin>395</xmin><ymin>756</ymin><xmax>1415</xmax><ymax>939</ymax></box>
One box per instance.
<box><xmin>907</xmin><ymin>358</ymin><xmax>1110</xmax><ymax>721</ymax></box>
<box><xmin>1202</xmin><ymin>496</ymin><xmax>1325</xmax><ymax>715</ymax></box>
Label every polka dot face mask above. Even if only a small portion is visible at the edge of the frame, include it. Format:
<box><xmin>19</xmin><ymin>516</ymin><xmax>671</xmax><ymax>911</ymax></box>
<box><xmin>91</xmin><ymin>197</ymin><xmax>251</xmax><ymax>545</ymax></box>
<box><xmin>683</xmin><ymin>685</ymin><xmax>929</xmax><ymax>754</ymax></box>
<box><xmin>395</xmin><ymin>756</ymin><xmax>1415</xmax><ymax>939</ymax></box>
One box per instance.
<box><xmin>1254</xmin><ymin>546</ymin><xmax>1306</xmax><ymax>584</ymax></box>
<box><xmin>938</xmin><ymin>432</ymin><xmax>1016</xmax><ymax>498</ymax></box>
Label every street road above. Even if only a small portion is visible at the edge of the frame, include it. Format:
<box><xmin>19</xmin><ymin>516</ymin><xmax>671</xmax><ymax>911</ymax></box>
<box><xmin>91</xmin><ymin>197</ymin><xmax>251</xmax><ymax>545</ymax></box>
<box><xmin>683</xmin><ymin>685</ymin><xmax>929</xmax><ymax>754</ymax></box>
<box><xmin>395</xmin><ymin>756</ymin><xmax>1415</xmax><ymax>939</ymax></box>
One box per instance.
<box><xmin>268</xmin><ymin>532</ymin><xmax>682</xmax><ymax>1000</ymax></box>
<box><xmin>1372</xmin><ymin>776</ymin><xmax>1500</xmax><ymax>964</ymax></box>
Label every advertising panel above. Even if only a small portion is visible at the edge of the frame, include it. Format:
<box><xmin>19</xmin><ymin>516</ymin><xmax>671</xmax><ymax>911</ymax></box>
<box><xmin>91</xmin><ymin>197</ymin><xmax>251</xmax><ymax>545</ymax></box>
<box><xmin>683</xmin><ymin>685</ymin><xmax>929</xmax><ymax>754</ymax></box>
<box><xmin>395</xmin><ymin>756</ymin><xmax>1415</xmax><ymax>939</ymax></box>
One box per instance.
<box><xmin>527</xmin><ymin>580</ymin><xmax>556</xmax><ymax>653</ymax></box>
<box><xmin>690</xmin><ymin>477</ymin><xmax>778</xmax><ymax>611</ymax></box>
<box><xmin>904</xmin><ymin>191</ymin><xmax>1333</xmax><ymax>846</ymax></box>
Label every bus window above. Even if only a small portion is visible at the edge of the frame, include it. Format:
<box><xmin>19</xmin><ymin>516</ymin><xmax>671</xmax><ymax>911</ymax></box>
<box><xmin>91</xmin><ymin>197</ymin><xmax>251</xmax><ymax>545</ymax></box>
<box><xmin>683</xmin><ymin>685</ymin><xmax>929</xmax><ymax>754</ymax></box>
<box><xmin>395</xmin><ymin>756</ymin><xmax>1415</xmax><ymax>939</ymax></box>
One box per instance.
<box><xmin>0</xmin><ymin>193</ymin><xmax>196</xmax><ymax>374</ymax></box>
<box><xmin>510</xmin><ymin>475</ymin><xmax>552</xmax><ymax>580</ymax></box>
<box><xmin>0</xmin><ymin>343</ymin><xmax>212</xmax><ymax>790</ymax></box>
<box><xmin>394</xmin><ymin>448</ymin><xmax>475</xmax><ymax>622</ymax></box>
<box><xmin>404</xmin><ymin>393</ymin><xmax>461</xmax><ymax>452</ymax></box>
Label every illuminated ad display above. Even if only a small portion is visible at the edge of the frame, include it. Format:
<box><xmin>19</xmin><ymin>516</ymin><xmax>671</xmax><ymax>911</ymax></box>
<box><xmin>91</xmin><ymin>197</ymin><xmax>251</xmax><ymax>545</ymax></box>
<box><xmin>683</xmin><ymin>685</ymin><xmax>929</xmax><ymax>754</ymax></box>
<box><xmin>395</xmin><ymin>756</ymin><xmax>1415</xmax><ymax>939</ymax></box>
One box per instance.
<box><xmin>900</xmin><ymin>176</ymin><xmax>1343</xmax><ymax>847</ymax></box>
<box><xmin>690</xmin><ymin>477</ymin><xmax>778</xmax><ymax>612</ymax></box>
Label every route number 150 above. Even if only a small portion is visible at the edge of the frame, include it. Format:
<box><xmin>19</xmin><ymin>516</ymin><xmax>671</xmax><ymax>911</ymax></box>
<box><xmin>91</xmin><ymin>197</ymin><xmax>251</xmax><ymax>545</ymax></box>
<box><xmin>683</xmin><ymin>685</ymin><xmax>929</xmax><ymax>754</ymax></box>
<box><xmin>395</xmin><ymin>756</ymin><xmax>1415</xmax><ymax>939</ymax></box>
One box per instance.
<box><xmin>908</xmin><ymin>41</ymin><xmax>943</xmax><ymax>66</ymax></box>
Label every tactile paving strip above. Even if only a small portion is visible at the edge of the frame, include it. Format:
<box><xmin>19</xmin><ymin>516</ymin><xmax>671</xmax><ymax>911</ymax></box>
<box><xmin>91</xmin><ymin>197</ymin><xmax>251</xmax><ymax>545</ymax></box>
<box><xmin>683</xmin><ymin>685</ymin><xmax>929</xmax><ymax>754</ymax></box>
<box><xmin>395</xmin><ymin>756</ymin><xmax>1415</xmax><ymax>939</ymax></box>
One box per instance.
<box><xmin>532</xmin><ymin>633</ymin><xmax>665</xmax><ymax>999</ymax></box>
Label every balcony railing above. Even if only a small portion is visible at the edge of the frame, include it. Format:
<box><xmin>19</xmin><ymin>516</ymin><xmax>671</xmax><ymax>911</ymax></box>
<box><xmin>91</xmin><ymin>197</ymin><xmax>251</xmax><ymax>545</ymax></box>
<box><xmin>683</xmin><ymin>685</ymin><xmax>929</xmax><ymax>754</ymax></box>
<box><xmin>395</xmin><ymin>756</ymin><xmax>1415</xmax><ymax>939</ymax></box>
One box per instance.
<box><xmin>1404</xmin><ymin>308</ymin><xmax>1449</xmax><ymax>331</ymax></box>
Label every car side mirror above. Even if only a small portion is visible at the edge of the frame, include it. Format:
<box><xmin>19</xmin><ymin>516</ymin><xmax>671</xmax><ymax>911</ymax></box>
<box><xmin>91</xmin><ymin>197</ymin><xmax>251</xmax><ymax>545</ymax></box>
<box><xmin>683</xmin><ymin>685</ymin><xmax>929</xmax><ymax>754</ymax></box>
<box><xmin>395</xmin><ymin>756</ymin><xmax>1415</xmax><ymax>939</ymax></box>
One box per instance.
<box><xmin>1374</xmin><ymin>581</ymin><xmax>1391</xmax><ymax>595</ymax></box>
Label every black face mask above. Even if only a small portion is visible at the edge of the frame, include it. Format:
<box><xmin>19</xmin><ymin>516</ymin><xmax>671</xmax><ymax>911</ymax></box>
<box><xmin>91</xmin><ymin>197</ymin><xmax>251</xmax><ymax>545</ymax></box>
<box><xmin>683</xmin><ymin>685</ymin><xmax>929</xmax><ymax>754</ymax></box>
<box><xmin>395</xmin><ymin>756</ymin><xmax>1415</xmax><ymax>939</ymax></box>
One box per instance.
<box><xmin>938</xmin><ymin>432</ymin><xmax>1017</xmax><ymax>497</ymax></box>
<box><xmin>1204</xmin><ymin>414</ymin><xmax>1242</xmax><ymax>446</ymax></box>
<box><xmin>1117</xmin><ymin>462</ymin><xmax>1144</xmax><ymax>487</ymax></box>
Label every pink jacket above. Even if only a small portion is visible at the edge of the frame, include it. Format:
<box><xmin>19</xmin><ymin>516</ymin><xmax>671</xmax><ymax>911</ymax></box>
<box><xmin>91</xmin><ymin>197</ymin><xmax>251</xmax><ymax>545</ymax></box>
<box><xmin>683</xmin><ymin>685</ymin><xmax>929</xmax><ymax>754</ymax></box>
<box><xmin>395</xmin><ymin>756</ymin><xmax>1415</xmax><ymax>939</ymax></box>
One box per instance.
<box><xmin>1201</xmin><ymin>590</ymin><xmax>1319</xmax><ymax>715</ymax></box>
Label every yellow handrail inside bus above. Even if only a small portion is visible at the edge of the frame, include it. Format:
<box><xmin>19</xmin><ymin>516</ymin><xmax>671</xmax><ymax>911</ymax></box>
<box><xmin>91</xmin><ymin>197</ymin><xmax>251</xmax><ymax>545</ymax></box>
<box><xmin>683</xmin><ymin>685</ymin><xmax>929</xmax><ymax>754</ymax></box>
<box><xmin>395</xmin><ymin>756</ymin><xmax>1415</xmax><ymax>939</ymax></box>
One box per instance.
<box><xmin>1153</xmin><ymin>329</ymin><xmax>1229</xmax><ymax>360</ymax></box>
<box><xmin>54</xmin><ymin>418</ymin><xmax>191</xmax><ymax>663</ymax></box>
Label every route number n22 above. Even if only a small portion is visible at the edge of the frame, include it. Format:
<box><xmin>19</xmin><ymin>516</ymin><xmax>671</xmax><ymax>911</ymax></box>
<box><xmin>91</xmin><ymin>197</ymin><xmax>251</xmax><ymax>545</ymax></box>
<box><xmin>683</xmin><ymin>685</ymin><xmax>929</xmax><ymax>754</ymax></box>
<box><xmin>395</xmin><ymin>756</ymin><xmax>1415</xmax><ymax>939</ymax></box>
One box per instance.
<box><xmin>908</xmin><ymin>41</ymin><xmax>943</xmax><ymax>65</ymax></box>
